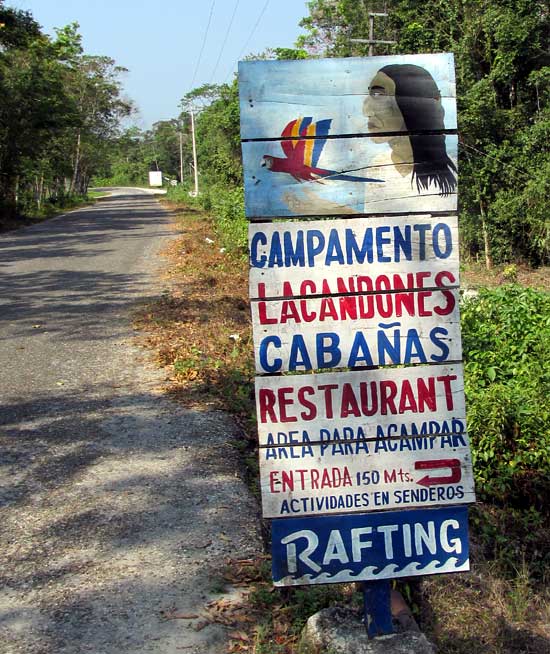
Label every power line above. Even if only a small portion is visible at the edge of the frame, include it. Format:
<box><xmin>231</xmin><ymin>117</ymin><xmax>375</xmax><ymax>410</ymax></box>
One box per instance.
<box><xmin>459</xmin><ymin>138</ymin><xmax>531</xmax><ymax>180</ymax></box>
<box><xmin>225</xmin><ymin>0</ymin><xmax>270</xmax><ymax>81</ymax></box>
<box><xmin>190</xmin><ymin>0</ymin><xmax>216</xmax><ymax>91</ymax></box>
<box><xmin>209</xmin><ymin>0</ymin><xmax>240</xmax><ymax>84</ymax></box>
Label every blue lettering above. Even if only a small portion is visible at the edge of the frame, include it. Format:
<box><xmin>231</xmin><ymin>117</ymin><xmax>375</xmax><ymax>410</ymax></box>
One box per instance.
<box><xmin>377</xmin><ymin>324</ymin><xmax>401</xmax><ymax>365</ymax></box>
<box><xmin>289</xmin><ymin>335</ymin><xmax>313</xmax><ymax>371</ymax></box>
<box><xmin>259</xmin><ymin>335</ymin><xmax>282</xmax><ymax>372</ymax></box>
<box><xmin>325</xmin><ymin>229</ymin><xmax>345</xmax><ymax>265</ymax></box>
<box><xmin>250</xmin><ymin>231</ymin><xmax>267</xmax><ymax>267</ymax></box>
<box><xmin>404</xmin><ymin>329</ymin><xmax>427</xmax><ymax>363</ymax></box>
<box><xmin>306</xmin><ymin>230</ymin><xmax>325</xmax><ymax>266</ymax></box>
<box><xmin>429</xmin><ymin>327</ymin><xmax>450</xmax><ymax>362</ymax></box>
<box><xmin>433</xmin><ymin>223</ymin><xmax>452</xmax><ymax>259</ymax></box>
<box><xmin>268</xmin><ymin>232</ymin><xmax>283</xmax><ymax>267</ymax></box>
<box><xmin>413</xmin><ymin>224</ymin><xmax>431</xmax><ymax>260</ymax></box>
<box><xmin>284</xmin><ymin>231</ymin><xmax>305</xmax><ymax>267</ymax></box>
<box><xmin>394</xmin><ymin>225</ymin><xmax>412</xmax><ymax>261</ymax></box>
<box><xmin>376</xmin><ymin>226</ymin><xmax>392</xmax><ymax>262</ymax></box>
<box><xmin>345</xmin><ymin>228</ymin><xmax>374</xmax><ymax>264</ymax></box>
<box><xmin>348</xmin><ymin>332</ymin><xmax>374</xmax><ymax>367</ymax></box>
<box><xmin>316</xmin><ymin>333</ymin><xmax>341</xmax><ymax>368</ymax></box>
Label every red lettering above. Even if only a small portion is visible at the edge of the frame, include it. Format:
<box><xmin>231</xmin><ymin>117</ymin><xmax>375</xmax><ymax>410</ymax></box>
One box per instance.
<box><xmin>398</xmin><ymin>379</ymin><xmax>418</xmax><ymax>413</ymax></box>
<box><xmin>375</xmin><ymin>275</ymin><xmax>391</xmax><ymax>291</ymax></box>
<box><xmin>341</xmin><ymin>383</ymin><xmax>361</xmax><ymax>418</ymax></box>
<box><xmin>300</xmin><ymin>280</ymin><xmax>317</xmax><ymax>295</ymax></box>
<box><xmin>434</xmin><ymin>270</ymin><xmax>456</xmax><ymax>287</ymax></box>
<box><xmin>356</xmin><ymin>276</ymin><xmax>374</xmax><ymax>293</ymax></box>
<box><xmin>380</xmin><ymin>380</ymin><xmax>398</xmax><ymax>415</ymax></box>
<box><xmin>258</xmin><ymin>301</ymin><xmax>277</xmax><ymax>324</ymax></box>
<box><xmin>319</xmin><ymin>384</ymin><xmax>338</xmax><ymax>419</ymax></box>
<box><xmin>269</xmin><ymin>471</ymin><xmax>280</xmax><ymax>493</ymax></box>
<box><xmin>310</xmin><ymin>469</ymin><xmax>320</xmax><ymax>489</ymax></box>
<box><xmin>319</xmin><ymin>297</ymin><xmax>338</xmax><ymax>321</ymax></box>
<box><xmin>359</xmin><ymin>381</ymin><xmax>379</xmax><ymax>416</ymax></box>
<box><xmin>437</xmin><ymin>374</ymin><xmax>457</xmax><ymax>410</ymax></box>
<box><xmin>280</xmin><ymin>300</ymin><xmax>301</xmax><ymax>323</ymax></box>
<box><xmin>300</xmin><ymin>299</ymin><xmax>316</xmax><ymax>322</ymax></box>
<box><xmin>281</xmin><ymin>470</ymin><xmax>294</xmax><ymax>492</ymax></box>
<box><xmin>358</xmin><ymin>294</ymin><xmax>374</xmax><ymax>318</ymax></box>
<box><xmin>258</xmin><ymin>388</ymin><xmax>277</xmax><ymax>423</ymax></box>
<box><xmin>415</xmin><ymin>271</ymin><xmax>431</xmax><ymax>288</ymax></box>
<box><xmin>434</xmin><ymin>289</ymin><xmax>455</xmax><ymax>316</ymax></box>
<box><xmin>417</xmin><ymin>376</ymin><xmax>437</xmax><ymax>412</ymax></box>
<box><xmin>417</xmin><ymin>291</ymin><xmax>432</xmax><ymax>316</ymax></box>
<box><xmin>278</xmin><ymin>387</ymin><xmax>297</xmax><ymax>423</ymax></box>
<box><xmin>282</xmin><ymin>281</ymin><xmax>294</xmax><ymax>296</ymax></box>
<box><xmin>298</xmin><ymin>386</ymin><xmax>317</xmax><ymax>420</ymax></box>
<box><xmin>376</xmin><ymin>293</ymin><xmax>393</xmax><ymax>318</ymax></box>
<box><xmin>339</xmin><ymin>295</ymin><xmax>358</xmax><ymax>320</ymax></box>
<box><xmin>337</xmin><ymin>277</ymin><xmax>356</xmax><ymax>293</ymax></box>
<box><xmin>394</xmin><ymin>291</ymin><xmax>415</xmax><ymax>317</ymax></box>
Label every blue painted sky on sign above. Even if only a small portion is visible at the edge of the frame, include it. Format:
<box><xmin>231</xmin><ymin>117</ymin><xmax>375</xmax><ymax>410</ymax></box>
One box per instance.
<box><xmin>243</xmin><ymin>136</ymin><xmax>459</xmax><ymax>217</ymax></box>
<box><xmin>239</xmin><ymin>54</ymin><xmax>457</xmax><ymax>139</ymax></box>
<box><xmin>11</xmin><ymin>0</ymin><xmax>309</xmax><ymax>128</ymax></box>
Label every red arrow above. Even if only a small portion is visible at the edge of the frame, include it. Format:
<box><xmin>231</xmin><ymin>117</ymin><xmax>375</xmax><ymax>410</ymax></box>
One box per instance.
<box><xmin>415</xmin><ymin>459</ymin><xmax>461</xmax><ymax>487</ymax></box>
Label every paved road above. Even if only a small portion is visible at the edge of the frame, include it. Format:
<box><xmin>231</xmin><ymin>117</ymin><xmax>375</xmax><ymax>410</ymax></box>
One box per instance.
<box><xmin>0</xmin><ymin>190</ymin><xmax>261</xmax><ymax>654</ymax></box>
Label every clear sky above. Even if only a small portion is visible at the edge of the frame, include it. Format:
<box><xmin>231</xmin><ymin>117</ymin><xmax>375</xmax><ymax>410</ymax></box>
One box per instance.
<box><xmin>10</xmin><ymin>0</ymin><xmax>309</xmax><ymax>129</ymax></box>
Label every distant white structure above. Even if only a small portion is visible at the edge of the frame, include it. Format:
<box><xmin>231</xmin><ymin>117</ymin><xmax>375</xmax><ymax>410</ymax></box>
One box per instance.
<box><xmin>148</xmin><ymin>171</ymin><xmax>163</xmax><ymax>187</ymax></box>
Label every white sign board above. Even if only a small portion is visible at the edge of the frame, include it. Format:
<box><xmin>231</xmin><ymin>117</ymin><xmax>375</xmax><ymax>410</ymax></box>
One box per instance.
<box><xmin>255</xmin><ymin>364</ymin><xmax>466</xmax><ymax>446</ymax></box>
<box><xmin>149</xmin><ymin>170</ymin><xmax>163</xmax><ymax>187</ymax></box>
<box><xmin>249</xmin><ymin>216</ymin><xmax>460</xmax><ymax>300</ymax></box>
<box><xmin>260</xmin><ymin>438</ymin><xmax>475</xmax><ymax>518</ymax></box>
<box><xmin>253</xmin><ymin>289</ymin><xmax>462</xmax><ymax>374</ymax></box>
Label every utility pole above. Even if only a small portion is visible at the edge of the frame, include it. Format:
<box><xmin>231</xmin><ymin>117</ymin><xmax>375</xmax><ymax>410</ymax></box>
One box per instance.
<box><xmin>179</xmin><ymin>130</ymin><xmax>184</xmax><ymax>185</ymax></box>
<box><xmin>189</xmin><ymin>109</ymin><xmax>199</xmax><ymax>197</ymax></box>
<box><xmin>350</xmin><ymin>8</ymin><xmax>395</xmax><ymax>56</ymax></box>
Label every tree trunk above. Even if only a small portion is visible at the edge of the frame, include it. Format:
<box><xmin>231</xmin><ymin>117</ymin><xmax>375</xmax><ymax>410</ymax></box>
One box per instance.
<box><xmin>480</xmin><ymin>199</ymin><xmax>493</xmax><ymax>270</ymax></box>
<box><xmin>71</xmin><ymin>130</ymin><xmax>81</xmax><ymax>194</ymax></box>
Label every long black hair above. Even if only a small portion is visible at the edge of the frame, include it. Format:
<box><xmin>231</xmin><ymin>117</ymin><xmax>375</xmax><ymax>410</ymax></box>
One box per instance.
<box><xmin>380</xmin><ymin>63</ymin><xmax>457</xmax><ymax>196</ymax></box>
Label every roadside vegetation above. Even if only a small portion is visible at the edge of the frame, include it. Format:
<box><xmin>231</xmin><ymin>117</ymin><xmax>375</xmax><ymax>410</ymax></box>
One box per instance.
<box><xmin>132</xmin><ymin>2</ymin><xmax>550</xmax><ymax>651</ymax></box>
<box><xmin>0</xmin><ymin>2</ymin><xmax>131</xmax><ymax>229</ymax></box>
<box><xmin>3</xmin><ymin>0</ymin><xmax>549</xmax><ymax>651</ymax></box>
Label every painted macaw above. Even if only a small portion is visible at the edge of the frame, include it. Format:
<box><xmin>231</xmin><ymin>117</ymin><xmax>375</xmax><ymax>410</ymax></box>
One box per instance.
<box><xmin>261</xmin><ymin>117</ymin><xmax>383</xmax><ymax>183</ymax></box>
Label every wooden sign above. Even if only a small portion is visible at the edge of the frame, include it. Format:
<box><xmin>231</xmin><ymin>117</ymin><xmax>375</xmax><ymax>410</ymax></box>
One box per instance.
<box><xmin>239</xmin><ymin>54</ymin><xmax>458</xmax><ymax>219</ymax></box>
<box><xmin>249</xmin><ymin>215</ymin><xmax>460</xmax><ymax>299</ymax></box>
<box><xmin>239</xmin><ymin>53</ymin><xmax>474</xmax><ymax>589</ymax></box>
<box><xmin>239</xmin><ymin>54</ymin><xmax>457</xmax><ymax>140</ymax></box>
<box><xmin>260</xmin><ymin>438</ymin><xmax>474</xmax><ymax>518</ymax></box>
<box><xmin>255</xmin><ymin>363</ymin><xmax>466</xmax><ymax>446</ymax></box>
<box><xmin>252</xmin><ymin>286</ymin><xmax>461</xmax><ymax>372</ymax></box>
<box><xmin>271</xmin><ymin>505</ymin><xmax>470</xmax><ymax>586</ymax></box>
<box><xmin>242</xmin><ymin>135</ymin><xmax>458</xmax><ymax>218</ymax></box>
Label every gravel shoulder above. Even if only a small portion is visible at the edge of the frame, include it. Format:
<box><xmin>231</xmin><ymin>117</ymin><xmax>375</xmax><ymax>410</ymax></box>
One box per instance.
<box><xmin>0</xmin><ymin>190</ymin><xmax>262</xmax><ymax>654</ymax></box>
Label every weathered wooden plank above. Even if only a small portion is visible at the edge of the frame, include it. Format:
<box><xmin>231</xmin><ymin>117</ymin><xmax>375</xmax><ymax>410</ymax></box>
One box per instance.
<box><xmin>255</xmin><ymin>363</ymin><xmax>466</xmax><ymax>446</ymax></box>
<box><xmin>242</xmin><ymin>134</ymin><xmax>458</xmax><ymax>218</ymax></box>
<box><xmin>253</xmin><ymin>288</ymin><xmax>462</xmax><ymax>374</ymax></box>
<box><xmin>271</xmin><ymin>506</ymin><xmax>470</xmax><ymax>586</ymax></box>
<box><xmin>260</xmin><ymin>439</ymin><xmax>475</xmax><ymax>518</ymax></box>
<box><xmin>239</xmin><ymin>54</ymin><xmax>456</xmax><ymax>140</ymax></box>
<box><xmin>249</xmin><ymin>215</ymin><xmax>460</xmax><ymax>300</ymax></box>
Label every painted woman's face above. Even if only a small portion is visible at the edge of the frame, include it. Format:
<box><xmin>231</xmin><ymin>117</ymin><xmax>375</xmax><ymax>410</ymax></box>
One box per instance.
<box><xmin>363</xmin><ymin>71</ymin><xmax>406</xmax><ymax>140</ymax></box>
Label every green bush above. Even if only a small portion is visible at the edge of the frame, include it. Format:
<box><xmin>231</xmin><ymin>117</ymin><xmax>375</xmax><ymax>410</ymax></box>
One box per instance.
<box><xmin>461</xmin><ymin>285</ymin><xmax>550</xmax><ymax>506</ymax></box>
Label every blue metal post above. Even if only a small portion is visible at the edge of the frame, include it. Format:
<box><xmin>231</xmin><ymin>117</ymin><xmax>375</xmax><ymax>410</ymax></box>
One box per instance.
<box><xmin>362</xmin><ymin>580</ymin><xmax>393</xmax><ymax>638</ymax></box>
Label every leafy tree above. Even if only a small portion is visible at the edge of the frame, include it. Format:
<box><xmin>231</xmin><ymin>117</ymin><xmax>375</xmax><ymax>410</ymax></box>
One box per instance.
<box><xmin>0</xmin><ymin>8</ymin><xmax>132</xmax><ymax>218</ymax></box>
<box><xmin>298</xmin><ymin>0</ymin><xmax>550</xmax><ymax>266</ymax></box>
